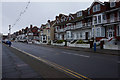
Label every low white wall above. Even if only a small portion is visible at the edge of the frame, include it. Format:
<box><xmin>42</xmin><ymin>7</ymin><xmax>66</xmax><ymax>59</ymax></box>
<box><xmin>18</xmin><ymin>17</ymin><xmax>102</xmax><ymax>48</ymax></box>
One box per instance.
<box><xmin>52</xmin><ymin>42</ymin><xmax>65</xmax><ymax>46</ymax></box>
<box><xmin>75</xmin><ymin>44</ymin><xmax>90</xmax><ymax>48</ymax></box>
<box><xmin>104</xmin><ymin>45</ymin><xmax>119</xmax><ymax>50</ymax></box>
<box><xmin>68</xmin><ymin>42</ymin><xmax>90</xmax><ymax>48</ymax></box>
<box><xmin>103</xmin><ymin>39</ymin><xmax>119</xmax><ymax>50</ymax></box>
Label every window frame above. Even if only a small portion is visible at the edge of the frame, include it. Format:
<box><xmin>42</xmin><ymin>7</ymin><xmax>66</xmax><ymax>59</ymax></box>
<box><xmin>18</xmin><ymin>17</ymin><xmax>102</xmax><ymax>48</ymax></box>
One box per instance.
<box><xmin>117</xmin><ymin>25</ymin><xmax>120</xmax><ymax>36</ymax></box>
<box><xmin>93</xmin><ymin>4</ymin><xmax>100</xmax><ymax>12</ymax></box>
<box><xmin>110</xmin><ymin>2</ymin><xmax>115</xmax><ymax>8</ymax></box>
<box><xmin>97</xmin><ymin>28</ymin><xmax>100</xmax><ymax>37</ymax></box>
<box><xmin>98</xmin><ymin>15</ymin><xmax>101</xmax><ymax>23</ymax></box>
<box><xmin>77</xmin><ymin>11</ymin><xmax>82</xmax><ymax>17</ymax></box>
<box><xmin>118</xmin><ymin>11</ymin><xmax>120</xmax><ymax>20</ymax></box>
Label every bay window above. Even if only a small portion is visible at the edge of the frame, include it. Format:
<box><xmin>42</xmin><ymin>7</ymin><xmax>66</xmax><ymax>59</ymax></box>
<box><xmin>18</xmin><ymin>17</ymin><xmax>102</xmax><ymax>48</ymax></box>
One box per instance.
<box><xmin>92</xmin><ymin>27</ymin><xmax>105</xmax><ymax>37</ymax></box>
<box><xmin>97</xmin><ymin>28</ymin><xmax>100</xmax><ymax>37</ymax></box>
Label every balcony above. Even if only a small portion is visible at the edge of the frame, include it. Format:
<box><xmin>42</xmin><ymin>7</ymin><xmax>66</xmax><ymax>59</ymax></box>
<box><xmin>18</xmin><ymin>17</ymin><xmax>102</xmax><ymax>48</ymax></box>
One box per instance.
<box><xmin>75</xmin><ymin>24</ymin><xmax>82</xmax><ymax>29</ymax></box>
<box><xmin>82</xmin><ymin>22</ymin><xmax>92</xmax><ymax>27</ymax></box>
<box><xmin>65</xmin><ymin>25</ymin><xmax>76</xmax><ymax>30</ymax></box>
<box><xmin>102</xmin><ymin>17</ymin><xmax>120</xmax><ymax>24</ymax></box>
<box><xmin>56</xmin><ymin>29</ymin><xmax>65</xmax><ymax>33</ymax></box>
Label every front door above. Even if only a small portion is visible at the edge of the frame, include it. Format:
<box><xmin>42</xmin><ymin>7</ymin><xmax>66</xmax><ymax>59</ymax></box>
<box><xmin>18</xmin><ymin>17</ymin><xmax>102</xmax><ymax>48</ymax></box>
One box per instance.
<box><xmin>107</xmin><ymin>26</ymin><xmax>114</xmax><ymax>39</ymax></box>
<box><xmin>85</xmin><ymin>32</ymin><xmax>88</xmax><ymax>40</ymax></box>
<box><xmin>62</xmin><ymin>34</ymin><xmax>64</xmax><ymax>40</ymax></box>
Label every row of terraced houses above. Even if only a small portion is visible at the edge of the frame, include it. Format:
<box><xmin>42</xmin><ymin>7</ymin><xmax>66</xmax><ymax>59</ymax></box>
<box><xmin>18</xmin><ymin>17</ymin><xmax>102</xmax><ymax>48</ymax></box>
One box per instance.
<box><xmin>11</xmin><ymin>0</ymin><xmax>120</xmax><ymax>50</ymax></box>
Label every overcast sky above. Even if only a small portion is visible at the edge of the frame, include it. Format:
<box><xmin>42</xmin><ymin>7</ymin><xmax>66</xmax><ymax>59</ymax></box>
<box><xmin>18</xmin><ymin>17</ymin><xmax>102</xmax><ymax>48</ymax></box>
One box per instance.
<box><xmin>1</xmin><ymin>0</ymin><xmax>109</xmax><ymax>35</ymax></box>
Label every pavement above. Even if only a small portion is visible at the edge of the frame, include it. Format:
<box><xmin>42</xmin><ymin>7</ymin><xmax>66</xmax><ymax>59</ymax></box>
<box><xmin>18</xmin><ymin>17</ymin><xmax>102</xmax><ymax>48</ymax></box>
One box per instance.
<box><xmin>0</xmin><ymin>42</ymin><xmax>2</xmax><ymax>79</ymax></box>
<box><xmin>11</xmin><ymin>42</ymin><xmax>119</xmax><ymax>79</ymax></box>
<box><xmin>2</xmin><ymin>43</ymin><xmax>41</xmax><ymax>78</ymax></box>
<box><xmin>36</xmin><ymin>43</ymin><xmax>120</xmax><ymax>56</ymax></box>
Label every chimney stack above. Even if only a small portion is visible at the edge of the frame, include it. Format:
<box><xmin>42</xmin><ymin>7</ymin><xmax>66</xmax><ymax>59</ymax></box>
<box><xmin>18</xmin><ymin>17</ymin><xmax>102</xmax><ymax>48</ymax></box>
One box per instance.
<box><xmin>30</xmin><ymin>24</ymin><xmax>33</xmax><ymax>29</ymax></box>
<box><xmin>48</xmin><ymin>20</ymin><xmax>50</xmax><ymax>23</ymax></box>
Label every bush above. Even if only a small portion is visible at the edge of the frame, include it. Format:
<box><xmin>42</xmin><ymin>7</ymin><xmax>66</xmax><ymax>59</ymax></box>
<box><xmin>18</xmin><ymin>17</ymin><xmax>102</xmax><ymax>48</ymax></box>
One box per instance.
<box><xmin>76</xmin><ymin>40</ymin><xmax>90</xmax><ymax>44</ymax></box>
<box><xmin>76</xmin><ymin>40</ymin><xmax>84</xmax><ymax>44</ymax></box>
<box><xmin>56</xmin><ymin>40</ymin><xmax>65</xmax><ymax>44</ymax></box>
<box><xmin>47</xmin><ymin>41</ymin><xmax>51</xmax><ymax>45</ymax></box>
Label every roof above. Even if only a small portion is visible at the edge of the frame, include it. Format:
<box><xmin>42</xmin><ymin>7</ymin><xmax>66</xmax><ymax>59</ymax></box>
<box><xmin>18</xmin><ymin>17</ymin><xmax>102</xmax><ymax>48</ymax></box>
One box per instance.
<box><xmin>88</xmin><ymin>0</ymin><xmax>105</xmax><ymax>11</ymax></box>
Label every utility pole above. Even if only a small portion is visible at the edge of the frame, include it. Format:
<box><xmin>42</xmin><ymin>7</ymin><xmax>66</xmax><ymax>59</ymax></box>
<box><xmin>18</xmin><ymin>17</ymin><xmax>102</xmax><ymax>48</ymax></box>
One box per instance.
<box><xmin>93</xmin><ymin>16</ymin><xmax>96</xmax><ymax>52</ymax></box>
<box><xmin>8</xmin><ymin>25</ymin><xmax>11</xmax><ymax>41</ymax></box>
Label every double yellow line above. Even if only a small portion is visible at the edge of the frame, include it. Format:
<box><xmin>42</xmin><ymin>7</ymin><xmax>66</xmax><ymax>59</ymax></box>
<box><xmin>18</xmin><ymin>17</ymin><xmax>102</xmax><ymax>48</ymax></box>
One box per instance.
<box><xmin>12</xmin><ymin>46</ymin><xmax>92</xmax><ymax>80</ymax></box>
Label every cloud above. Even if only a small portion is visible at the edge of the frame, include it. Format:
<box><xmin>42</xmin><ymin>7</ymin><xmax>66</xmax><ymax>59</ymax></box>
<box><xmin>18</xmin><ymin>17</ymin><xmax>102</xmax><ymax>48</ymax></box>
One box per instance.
<box><xmin>1</xmin><ymin>0</ymin><xmax>109</xmax><ymax>2</ymax></box>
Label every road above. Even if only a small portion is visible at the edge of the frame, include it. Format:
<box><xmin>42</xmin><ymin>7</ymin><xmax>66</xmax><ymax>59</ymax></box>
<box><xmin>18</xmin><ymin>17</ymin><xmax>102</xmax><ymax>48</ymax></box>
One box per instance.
<box><xmin>11</xmin><ymin>42</ymin><xmax>119</xmax><ymax>79</ymax></box>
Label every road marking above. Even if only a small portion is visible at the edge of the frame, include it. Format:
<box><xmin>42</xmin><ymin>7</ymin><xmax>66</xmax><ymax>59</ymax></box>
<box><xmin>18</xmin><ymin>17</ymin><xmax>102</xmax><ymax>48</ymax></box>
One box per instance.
<box><xmin>55</xmin><ymin>53</ymin><xmax>60</xmax><ymax>55</ymax></box>
<box><xmin>17</xmin><ymin>64</ymin><xmax>28</xmax><ymax>67</ymax></box>
<box><xmin>62</xmin><ymin>51</ymin><xmax>90</xmax><ymax>58</ymax></box>
<box><xmin>39</xmin><ymin>57</ymin><xmax>90</xmax><ymax>79</ymax></box>
<box><xmin>11</xmin><ymin>46</ymin><xmax>91</xmax><ymax>80</ymax></box>
<box><xmin>117</xmin><ymin>61</ymin><xmax>120</xmax><ymax>63</ymax></box>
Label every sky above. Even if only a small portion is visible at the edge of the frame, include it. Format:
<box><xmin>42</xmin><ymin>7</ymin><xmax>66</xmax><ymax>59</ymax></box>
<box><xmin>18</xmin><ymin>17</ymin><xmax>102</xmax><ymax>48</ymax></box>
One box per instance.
<box><xmin>1</xmin><ymin>0</ymin><xmax>109</xmax><ymax>35</ymax></box>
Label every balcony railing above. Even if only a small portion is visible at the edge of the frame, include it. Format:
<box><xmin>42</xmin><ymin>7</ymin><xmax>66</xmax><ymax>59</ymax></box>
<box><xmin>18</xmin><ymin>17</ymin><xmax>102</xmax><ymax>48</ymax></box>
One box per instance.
<box><xmin>102</xmin><ymin>17</ymin><xmax>120</xmax><ymax>24</ymax></box>
<box><xmin>56</xmin><ymin>22</ymin><xmax>93</xmax><ymax>32</ymax></box>
<box><xmin>56</xmin><ymin>29</ymin><xmax>65</xmax><ymax>32</ymax></box>
<box><xmin>65</xmin><ymin>25</ymin><xmax>76</xmax><ymax>30</ymax></box>
<box><xmin>82</xmin><ymin>22</ymin><xmax>92</xmax><ymax>27</ymax></box>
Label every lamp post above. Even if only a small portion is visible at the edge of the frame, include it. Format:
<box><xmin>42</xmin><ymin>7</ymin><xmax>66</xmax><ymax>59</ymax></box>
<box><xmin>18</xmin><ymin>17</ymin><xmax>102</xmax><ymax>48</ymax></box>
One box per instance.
<box><xmin>93</xmin><ymin>16</ymin><xmax>96</xmax><ymax>52</ymax></box>
<box><xmin>38</xmin><ymin>29</ymin><xmax>40</xmax><ymax>42</ymax></box>
<box><xmin>8</xmin><ymin>25</ymin><xmax>11</xmax><ymax>41</ymax></box>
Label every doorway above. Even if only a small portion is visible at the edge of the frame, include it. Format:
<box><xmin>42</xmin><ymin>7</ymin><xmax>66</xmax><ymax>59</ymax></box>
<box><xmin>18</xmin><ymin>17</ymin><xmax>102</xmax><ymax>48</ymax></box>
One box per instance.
<box><xmin>107</xmin><ymin>26</ymin><xmax>114</xmax><ymax>39</ymax></box>
<box><xmin>85</xmin><ymin>32</ymin><xmax>89</xmax><ymax>40</ymax></box>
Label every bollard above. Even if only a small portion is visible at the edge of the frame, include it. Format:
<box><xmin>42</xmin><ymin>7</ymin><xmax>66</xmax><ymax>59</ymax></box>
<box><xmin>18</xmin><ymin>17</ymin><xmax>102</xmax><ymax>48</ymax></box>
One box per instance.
<box><xmin>94</xmin><ymin>43</ymin><xmax>96</xmax><ymax>52</ymax></box>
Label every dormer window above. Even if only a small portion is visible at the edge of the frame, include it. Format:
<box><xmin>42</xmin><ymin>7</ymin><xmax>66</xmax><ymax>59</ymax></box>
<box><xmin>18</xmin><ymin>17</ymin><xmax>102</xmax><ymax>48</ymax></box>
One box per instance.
<box><xmin>56</xmin><ymin>20</ymin><xmax>60</xmax><ymax>24</ymax></box>
<box><xmin>69</xmin><ymin>17</ymin><xmax>71</xmax><ymax>20</ymax></box>
<box><xmin>77</xmin><ymin>11</ymin><xmax>82</xmax><ymax>17</ymax></box>
<box><xmin>88</xmin><ymin>11</ymin><xmax>90</xmax><ymax>15</ymax></box>
<box><xmin>64</xmin><ymin>17</ymin><xmax>67</xmax><ymax>21</ymax></box>
<box><xmin>61</xmin><ymin>16</ymin><xmax>67</xmax><ymax>22</ymax></box>
<box><xmin>93</xmin><ymin>4</ymin><xmax>100</xmax><ymax>12</ymax></box>
<box><xmin>110</xmin><ymin>2</ymin><xmax>115</xmax><ymax>7</ymax></box>
<box><xmin>61</xmin><ymin>19</ymin><xmax>64</xmax><ymax>22</ymax></box>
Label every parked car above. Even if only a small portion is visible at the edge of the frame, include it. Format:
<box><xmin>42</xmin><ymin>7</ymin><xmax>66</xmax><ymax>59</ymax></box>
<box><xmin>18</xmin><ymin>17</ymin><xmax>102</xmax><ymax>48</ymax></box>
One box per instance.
<box><xmin>6</xmin><ymin>41</ymin><xmax>12</xmax><ymax>47</ymax></box>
